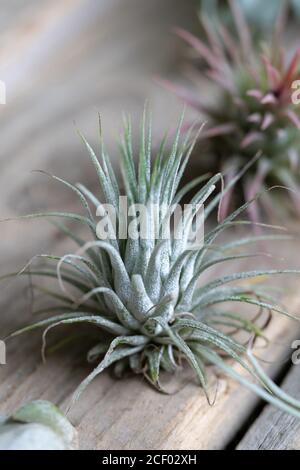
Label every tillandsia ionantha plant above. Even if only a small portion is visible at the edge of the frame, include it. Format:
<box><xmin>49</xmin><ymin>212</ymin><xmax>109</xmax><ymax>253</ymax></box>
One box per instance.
<box><xmin>162</xmin><ymin>0</ymin><xmax>300</xmax><ymax>221</ymax></box>
<box><xmin>2</xmin><ymin>112</ymin><xmax>300</xmax><ymax>416</ymax></box>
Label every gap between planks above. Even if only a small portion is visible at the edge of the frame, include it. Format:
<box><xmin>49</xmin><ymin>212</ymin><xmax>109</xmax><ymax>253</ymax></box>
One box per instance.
<box><xmin>237</xmin><ymin>358</ymin><xmax>300</xmax><ymax>450</ymax></box>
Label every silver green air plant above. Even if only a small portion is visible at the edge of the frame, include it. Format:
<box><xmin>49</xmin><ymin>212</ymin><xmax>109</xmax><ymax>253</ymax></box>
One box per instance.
<box><xmin>3</xmin><ymin>114</ymin><xmax>300</xmax><ymax>415</ymax></box>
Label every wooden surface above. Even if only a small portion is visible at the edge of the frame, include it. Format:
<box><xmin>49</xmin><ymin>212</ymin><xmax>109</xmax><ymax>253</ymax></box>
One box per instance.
<box><xmin>1</xmin><ymin>0</ymin><xmax>300</xmax><ymax>450</ymax></box>
<box><xmin>1</xmin><ymin>232</ymin><xmax>300</xmax><ymax>450</ymax></box>
<box><xmin>237</xmin><ymin>361</ymin><xmax>300</xmax><ymax>450</ymax></box>
<box><xmin>1</xmin><ymin>275</ymin><xmax>300</xmax><ymax>450</ymax></box>
<box><xmin>74</xmin><ymin>305</ymin><xmax>300</xmax><ymax>450</ymax></box>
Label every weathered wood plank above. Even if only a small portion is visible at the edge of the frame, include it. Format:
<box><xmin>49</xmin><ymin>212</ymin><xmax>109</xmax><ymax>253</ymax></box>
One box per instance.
<box><xmin>237</xmin><ymin>362</ymin><xmax>300</xmax><ymax>450</ymax></box>
<box><xmin>1</xmin><ymin>284</ymin><xmax>299</xmax><ymax>450</ymax></box>
<box><xmin>71</xmin><ymin>296</ymin><xmax>300</xmax><ymax>450</ymax></box>
<box><xmin>1</xmin><ymin>221</ymin><xmax>300</xmax><ymax>449</ymax></box>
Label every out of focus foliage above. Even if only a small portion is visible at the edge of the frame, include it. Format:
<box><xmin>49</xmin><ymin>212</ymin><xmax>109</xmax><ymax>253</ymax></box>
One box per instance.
<box><xmin>201</xmin><ymin>0</ymin><xmax>300</xmax><ymax>29</ymax></box>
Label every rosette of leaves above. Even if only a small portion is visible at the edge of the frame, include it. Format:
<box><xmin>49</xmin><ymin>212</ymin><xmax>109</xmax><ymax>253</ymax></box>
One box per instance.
<box><xmin>3</xmin><ymin>113</ymin><xmax>300</xmax><ymax>416</ymax></box>
<box><xmin>163</xmin><ymin>0</ymin><xmax>300</xmax><ymax>220</ymax></box>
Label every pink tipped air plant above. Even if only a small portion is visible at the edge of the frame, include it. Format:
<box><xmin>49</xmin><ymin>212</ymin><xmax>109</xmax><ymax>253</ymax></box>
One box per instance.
<box><xmin>161</xmin><ymin>0</ymin><xmax>300</xmax><ymax>221</ymax></box>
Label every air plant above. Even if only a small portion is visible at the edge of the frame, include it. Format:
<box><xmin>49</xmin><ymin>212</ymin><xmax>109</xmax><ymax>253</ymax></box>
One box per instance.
<box><xmin>0</xmin><ymin>401</ymin><xmax>77</xmax><ymax>450</ymax></box>
<box><xmin>3</xmin><ymin>112</ymin><xmax>300</xmax><ymax>416</ymax></box>
<box><xmin>162</xmin><ymin>0</ymin><xmax>300</xmax><ymax>220</ymax></box>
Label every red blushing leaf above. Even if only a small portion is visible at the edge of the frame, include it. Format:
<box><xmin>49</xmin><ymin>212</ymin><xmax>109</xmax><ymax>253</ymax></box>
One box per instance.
<box><xmin>155</xmin><ymin>77</ymin><xmax>206</xmax><ymax>112</ymax></box>
<box><xmin>284</xmin><ymin>109</ymin><xmax>300</xmax><ymax>130</ymax></box>
<box><xmin>218</xmin><ymin>166</ymin><xmax>237</xmax><ymax>222</ymax></box>
<box><xmin>281</xmin><ymin>49</ymin><xmax>300</xmax><ymax>88</ymax></box>
<box><xmin>174</xmin><ymin>27</ymin><xmax>217</xmax><ymax>69</ymax></box>
<box><xmin>247</xmin><ymin>89</ymin><xmax>264</xmax><ymax>101</ymax></box>
<box><xmin>201</xmin><ymin>123</ymin><xmax>236</xmax><ymax>139</ymax></box>
<box><xmin>261</xmin><ymin>55</ymin><xmax>281</xmax><ymax>88</ymax></box>
<box><xmin>261</xmin><ymin>113</ymin><xmax>275</xmax><ymax>131</ymax></box>
<box><xmin>241</xmin><ymin>132</ymin><xmax>264</xmax><ymax>149</ymax></box>
<box><xmin>261</xmin><ymin>93</ymin><xmax>278</xmax><ymax>105</ymax></box>
<box><xmin>229</xmin><ymin>0</ymin><xmax>253</xmax><ymax>59</ymax></box>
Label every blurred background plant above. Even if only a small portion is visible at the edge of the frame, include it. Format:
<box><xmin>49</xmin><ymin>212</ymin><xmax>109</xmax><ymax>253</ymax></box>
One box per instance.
<box><xmin>163</xmin><ymin>0</ymin><xmax>300</xmax><ymax>222</ymax></box>
<box><xmin>201</xmin><ymin>0</ymin><xmax>300</xmax><ymax>30</ymax></box>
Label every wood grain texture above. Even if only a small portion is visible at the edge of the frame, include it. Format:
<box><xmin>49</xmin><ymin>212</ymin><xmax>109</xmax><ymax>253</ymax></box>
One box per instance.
<box><xmin>237</xmin><ymin>363</ymin><xmax>300</xmax><ymax>450</ymax></box>
<box><xmin>1</xmin><ymin>280</ymin><xmax>299</xmax><ymax>450</ymax></box>
<box><xmin>70</xmin><ymin>295</ymin><xmax>300</xmax><ymax>450</ymax></box>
